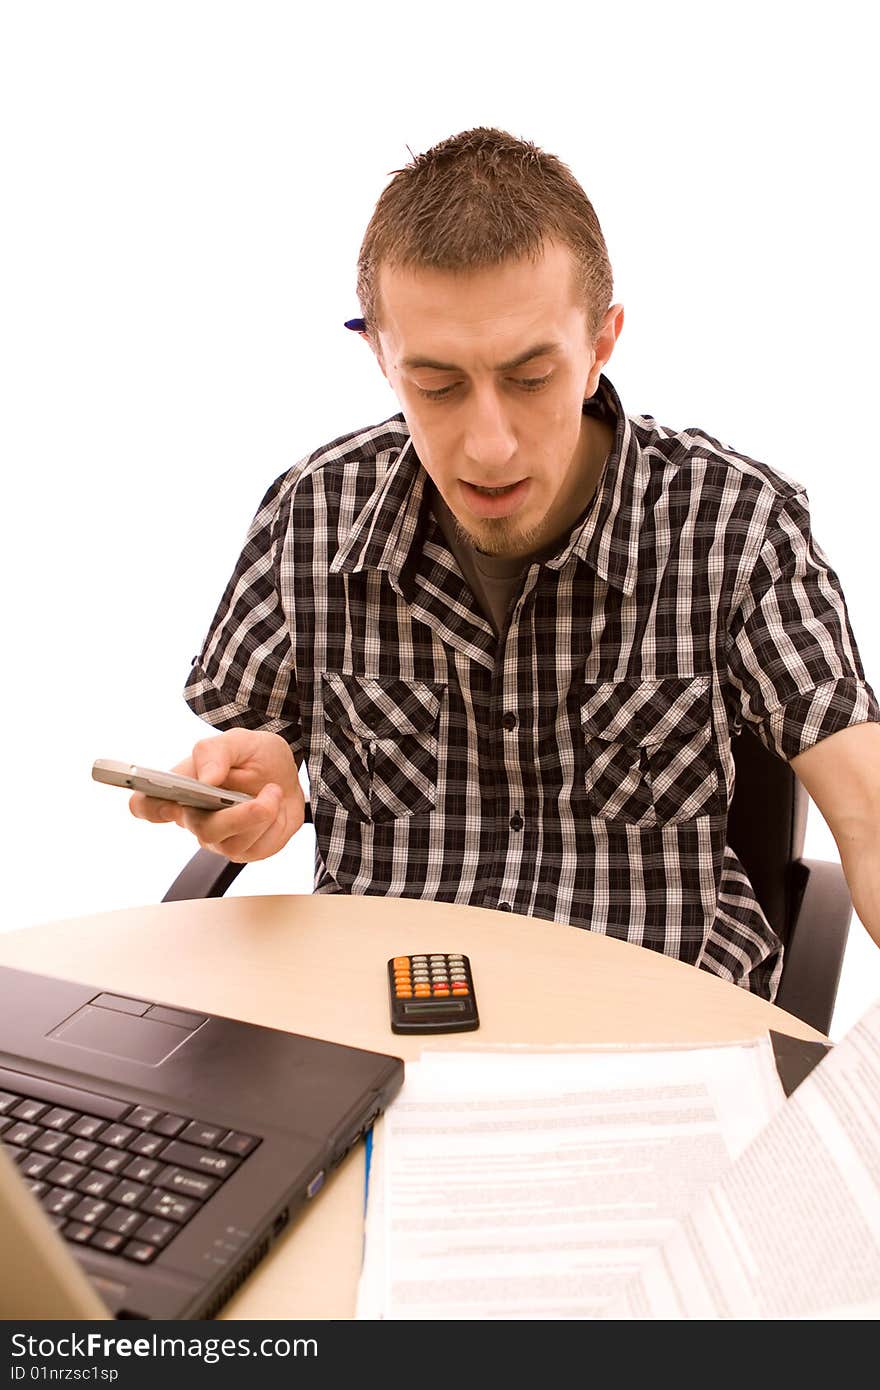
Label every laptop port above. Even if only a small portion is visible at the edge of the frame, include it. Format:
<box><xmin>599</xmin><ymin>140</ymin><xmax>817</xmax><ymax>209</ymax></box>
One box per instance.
<box><xmin>272</xmin><ymin>1208</ymin><xmax>290</xmax><ymax>1235</ymax></box>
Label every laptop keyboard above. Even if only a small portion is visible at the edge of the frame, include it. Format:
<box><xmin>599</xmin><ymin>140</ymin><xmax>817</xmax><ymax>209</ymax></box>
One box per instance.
<box><xmin>0</xmin><ymin>1066</ymin><xmax>261</xmax><ymax>1265</ymax></box>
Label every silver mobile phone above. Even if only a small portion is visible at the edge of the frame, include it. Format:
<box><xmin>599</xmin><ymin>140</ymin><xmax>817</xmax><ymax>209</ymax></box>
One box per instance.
<box><xmin>91</xmin><ymin>759</ymin><xmax>254</xmax><ymax>812</ymax></box>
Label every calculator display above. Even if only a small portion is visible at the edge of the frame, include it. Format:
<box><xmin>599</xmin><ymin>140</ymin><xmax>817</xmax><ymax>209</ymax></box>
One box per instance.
<box><xmin>402</xmin><ymin>1000</ymin><xmax>468</xmax><ymax>1014</ymax></box>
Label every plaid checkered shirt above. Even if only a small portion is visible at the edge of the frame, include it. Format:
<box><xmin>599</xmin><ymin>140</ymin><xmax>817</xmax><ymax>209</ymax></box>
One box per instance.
<box><xmin>184</xmin><ymin>374</ymin><xmax>879</xmax><ymax>998</ymax></box>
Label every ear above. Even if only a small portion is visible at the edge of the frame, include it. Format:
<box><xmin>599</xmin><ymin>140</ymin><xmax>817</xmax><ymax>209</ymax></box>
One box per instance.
<box><xmin>585</xmin><ymin>303</ymin><xmax>625</xmax><ymax>396</ymax></box>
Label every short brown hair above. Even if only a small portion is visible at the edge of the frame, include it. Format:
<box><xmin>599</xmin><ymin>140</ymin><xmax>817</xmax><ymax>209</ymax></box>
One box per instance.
<box><xmin>356</xmin><ymin>127</ymin><xmax>613</xmax><ymax>349</ymax></box>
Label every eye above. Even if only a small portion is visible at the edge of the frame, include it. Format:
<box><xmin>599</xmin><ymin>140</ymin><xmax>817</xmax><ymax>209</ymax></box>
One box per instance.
<box><xmin>417</xmin><ymin>375</ymin><xmax>553</xmax><ymax>401</ymax></box>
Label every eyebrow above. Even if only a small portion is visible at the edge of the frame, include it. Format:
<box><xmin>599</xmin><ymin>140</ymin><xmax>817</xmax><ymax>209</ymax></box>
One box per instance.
<box><xmin>400</xmin><ymin>341</ymin><xmax>563</xmax><ymax>373</ymax></box>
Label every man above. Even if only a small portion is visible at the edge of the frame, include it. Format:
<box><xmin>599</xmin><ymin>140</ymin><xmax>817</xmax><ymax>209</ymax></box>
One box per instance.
<box><xmin>131</xmin><ymin>127</ymin><xmax>880</xmax><ymax>1001</ymax></box>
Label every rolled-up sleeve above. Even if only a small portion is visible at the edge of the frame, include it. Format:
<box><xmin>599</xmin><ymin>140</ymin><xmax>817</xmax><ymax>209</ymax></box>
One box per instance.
<box><xmin>183</xmin><ymin>474</ymin><xmax>303</xmax><ymax>758</ymax></box>
<box><xmin>726</xmin><ymin>488</ymin><xmax>879</xmax><ymax>759</ymax></box>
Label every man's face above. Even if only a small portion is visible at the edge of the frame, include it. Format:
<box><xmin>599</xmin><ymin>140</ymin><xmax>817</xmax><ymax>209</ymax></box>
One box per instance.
<box><xmin>370</xmin><ymin>240</ymin><xmax>621</xmax><ymax>557</ymax></box>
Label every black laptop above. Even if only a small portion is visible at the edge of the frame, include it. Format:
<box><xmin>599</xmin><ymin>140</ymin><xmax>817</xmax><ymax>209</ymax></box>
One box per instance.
<box><xmin>0</xmin><ymin>965</ymin><xmax>404</xmax><ymax>1319</ymax></box>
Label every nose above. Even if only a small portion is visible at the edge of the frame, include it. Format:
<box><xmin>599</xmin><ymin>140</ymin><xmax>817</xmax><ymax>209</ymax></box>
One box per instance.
<box><xmin>462</xmin><ymin>384</ymin><xmax>517</xmax><ymax>476</ymax></box>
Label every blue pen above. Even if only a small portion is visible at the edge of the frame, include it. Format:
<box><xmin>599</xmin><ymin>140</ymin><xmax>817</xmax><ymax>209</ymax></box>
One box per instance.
<box><xmin>363</xmin><ymin>1124</ymin><xmax>373</xmax><ymax>1213</ymax></box>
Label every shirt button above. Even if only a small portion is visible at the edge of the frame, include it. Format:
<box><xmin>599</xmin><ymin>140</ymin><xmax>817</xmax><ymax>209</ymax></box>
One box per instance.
<box><xmin>502</xmin><ymin>711</ymin><xmax>517</xmax><ymax>731</ymax></box>
<box><xmin>498</xmin><ymin>902</ymin><xmax>512</xmax><ymax>912</ymax></box>
<box><xmin>509</xmin><ymin>813</ymin><xmax>524</xmax><ymax>832</ymax></box>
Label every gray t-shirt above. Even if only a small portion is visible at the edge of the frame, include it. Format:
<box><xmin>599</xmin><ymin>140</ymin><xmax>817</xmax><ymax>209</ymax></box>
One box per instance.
<box><xmin>431</xmin><ymin>489</ymin><xmax>546</xmax><ymax>635</ymax></box>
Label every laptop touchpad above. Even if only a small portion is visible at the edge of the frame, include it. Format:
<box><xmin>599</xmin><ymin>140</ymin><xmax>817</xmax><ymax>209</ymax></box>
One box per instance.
<box><xmin>48</xmin><ymin>1004</ymin><xmax>199</xmax><ymax>1066</ymax></box>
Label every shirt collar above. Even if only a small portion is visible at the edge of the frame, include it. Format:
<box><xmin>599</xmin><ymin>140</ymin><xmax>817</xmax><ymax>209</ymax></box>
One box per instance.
<box><xmin>543</xmin><ymin>373</ymin><xmax>646</xmax><ymax>594</ymax></box>
<box><xmin>329</xmin><ymin>434</ymin><xmax>428</xmax><ymax>587</ymax></box>
<box><xmin>330</xmin><ymin>373</ymin><xmax>646</xmax><ymax>596</ymax></box>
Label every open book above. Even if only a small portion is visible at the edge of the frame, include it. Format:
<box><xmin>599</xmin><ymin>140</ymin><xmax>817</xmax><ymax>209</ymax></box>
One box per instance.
<box><xmin>358</xmin><ymin>1001</ymin><xmax>880</xmax><ymax>1319</ymax></box>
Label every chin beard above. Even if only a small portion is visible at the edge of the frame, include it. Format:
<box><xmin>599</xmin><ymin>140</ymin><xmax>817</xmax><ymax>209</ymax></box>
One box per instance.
<box><xmin>453</xmin><ymin>513</ymin><xmax>545</xmax><ymax>559</ymax></box>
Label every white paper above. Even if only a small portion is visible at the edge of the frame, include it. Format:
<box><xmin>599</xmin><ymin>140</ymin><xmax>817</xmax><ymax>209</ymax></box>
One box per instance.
<box><xmin>603</xmin><ymin>1001</ymin><xmax>880</xmax><ymax>1319</ymax></box>
<box><xmin>357</xmin><ymin>1039</ymin><xmax>785</xmax><ymax>1319</ymax></box>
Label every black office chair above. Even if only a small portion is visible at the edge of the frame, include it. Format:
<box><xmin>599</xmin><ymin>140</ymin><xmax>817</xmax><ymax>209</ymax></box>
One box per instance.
<box><xmin>162</xmin><ymin>730</ymin><xmax>852</xmax><ymax>1035</ymax></box>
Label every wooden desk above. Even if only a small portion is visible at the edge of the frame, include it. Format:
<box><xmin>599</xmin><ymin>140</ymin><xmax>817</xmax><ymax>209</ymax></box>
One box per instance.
<box><xmin>0</xmin><ymin>895</ymin><xmax>824</xmax><ymax>1319</ymax></box>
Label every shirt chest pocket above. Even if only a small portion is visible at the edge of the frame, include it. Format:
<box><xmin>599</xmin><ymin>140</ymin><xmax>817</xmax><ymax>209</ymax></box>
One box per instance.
<box><xmin>318</xmin><ymin>672</ymin><xmax>445</xmax><ymax>823</ymax></box>
<box><xmin>578</xmin><ymin>676</ymin><xmax>721</xmax><ymax>826</ymax></box>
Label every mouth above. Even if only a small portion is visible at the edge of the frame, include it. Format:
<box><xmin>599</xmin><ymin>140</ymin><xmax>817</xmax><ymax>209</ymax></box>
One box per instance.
<box><xmin>467</xmin><ymin>481</ymin><xmax>521</xmax><ymax>495</ymax></box>
<box><xmin>459</xmin><ymin>477</ymin><xmax>530</xmax><ymax>519</ymax></box>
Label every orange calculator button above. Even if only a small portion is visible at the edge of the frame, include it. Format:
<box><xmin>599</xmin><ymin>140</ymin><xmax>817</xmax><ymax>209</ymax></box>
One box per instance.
<box><xmin>395</xmin><ymin>987</ymin><xmax>413</xmax><ymax>998</ymax></box>
<box><xmin>452</xmin><ymin>985</ymin><xmax>470</xmax><ymax>995</ymax></box>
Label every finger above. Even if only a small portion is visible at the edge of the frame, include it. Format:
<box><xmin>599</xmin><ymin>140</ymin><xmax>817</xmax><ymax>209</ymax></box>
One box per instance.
<box><xmin>129</xmin><ymin>792</ymin><xmax>185</xmax><ymax>825</ymax></box>
<box><xmin>184</xmin><ymin>731</ymin><xmax>259</xmax><ymax>788</ymax></box>
<box><xmin>218</xmin><ymin>801</ymin><xmax>300</xmax><ymax>862</ymax></box>
<box><xmin>181</xmin><ymin>784</ymin><xmax>283</xmax><ymax>854</ymax></box>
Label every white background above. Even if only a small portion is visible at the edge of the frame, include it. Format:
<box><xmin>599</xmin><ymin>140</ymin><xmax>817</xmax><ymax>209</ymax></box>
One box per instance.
<box><xmin>2</xmin><ymin>1</ymin><xmax>877</xmax><ymax>1039</ymax></box>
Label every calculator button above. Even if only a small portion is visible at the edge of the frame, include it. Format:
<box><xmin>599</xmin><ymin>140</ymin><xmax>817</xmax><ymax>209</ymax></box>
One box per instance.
<box><xmin>414</xmin><ymin>986</ymin><xmax>431</xmax><ymax>996</ymax></box>
<box><xmin>452</xmin><ymin>986</ymin><xmax>470</xmax><ymax>995</ymax></box>
<box><xmin>395</xmin><ymin>988</ymin><xmax>412</xmax><ymax>998</ymax></box>
<box><xmin>433</xmin><ymin>987</ymin><xmax>450</xmax><ymax>996</ymax></box>
<box><xmin>392</xmin><ymin>957</ymin><xmax>411</xmax><ymax>968</ymax></box>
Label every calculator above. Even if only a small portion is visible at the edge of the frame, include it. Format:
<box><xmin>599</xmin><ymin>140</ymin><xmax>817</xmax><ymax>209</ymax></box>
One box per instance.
<box><xmin>388</xmin><ymin>954</ymin><xmax>480</xmax><ymax>1034</ymax></box>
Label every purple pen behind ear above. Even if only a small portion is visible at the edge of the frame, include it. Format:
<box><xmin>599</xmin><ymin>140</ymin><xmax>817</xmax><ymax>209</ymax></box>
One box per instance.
<box><xmin>344</xmin><ymin>318</ymin><xmax>366</xmax><ymax>331</ymax></box>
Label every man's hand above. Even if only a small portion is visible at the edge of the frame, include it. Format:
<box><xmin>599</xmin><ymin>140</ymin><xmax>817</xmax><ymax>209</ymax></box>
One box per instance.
<box><xmin>128</xmin><ymin>730</ymin><xmax>305</xmax><ymax>862</ymax></box>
